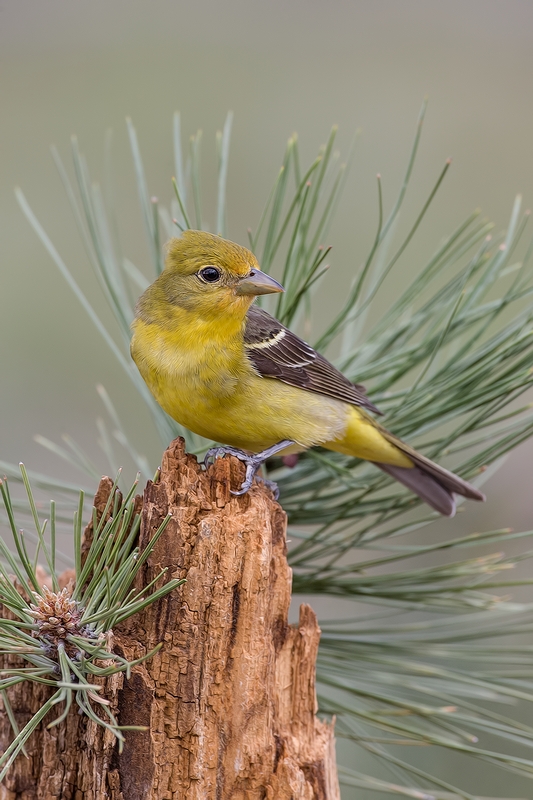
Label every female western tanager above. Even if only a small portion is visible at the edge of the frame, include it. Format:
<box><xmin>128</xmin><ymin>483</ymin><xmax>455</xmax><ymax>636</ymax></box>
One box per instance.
<box><xmin>131</xmin><ymin>230</ymin><xmax>485</xmax><ymax>516</ymax></box>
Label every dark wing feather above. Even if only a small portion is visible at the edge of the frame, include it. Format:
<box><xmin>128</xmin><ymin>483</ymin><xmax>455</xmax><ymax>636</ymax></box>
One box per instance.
<box><xmin>244</xmin><ymin>305</ymin><xmax>382</xmax><ymax>414</ymax></box>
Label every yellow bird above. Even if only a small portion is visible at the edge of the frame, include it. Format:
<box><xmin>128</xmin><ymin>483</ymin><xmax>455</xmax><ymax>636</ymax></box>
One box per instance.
<box><xmin>131</xmin><ymin>230</ymin><xmax>485</xmax><ymax>516</ymax></box>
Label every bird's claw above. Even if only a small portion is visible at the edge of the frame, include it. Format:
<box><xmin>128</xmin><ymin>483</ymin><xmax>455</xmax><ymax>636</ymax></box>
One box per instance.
<box><xmin>204</xmin><ymin>447</ymin><xmax>273</xmax><ymax>496</ymax></box>
<box><xmin>203</xmin><ymin>445</ymin><xmax>242</xmax><ymax>467</ymax></box>
<box><xmin>228</xmin><ymin>458</ymin><xmax>261</xmax><ymax>496</ymax></box>
<box><xmin>255</xmin><ymin>476</ymin><xmax>280</xmax><ymax>500</ymax></box>
<box><xmin>203</xmin><ymin>440</ymin><xmax>295</xmax><ymax>499</ymax></box>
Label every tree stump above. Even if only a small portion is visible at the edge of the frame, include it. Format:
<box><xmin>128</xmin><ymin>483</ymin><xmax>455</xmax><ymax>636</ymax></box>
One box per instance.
<box><xmin>0</xmin><ymin>438</ymin><xmax>340</xmax><ymax>799</ymax></box>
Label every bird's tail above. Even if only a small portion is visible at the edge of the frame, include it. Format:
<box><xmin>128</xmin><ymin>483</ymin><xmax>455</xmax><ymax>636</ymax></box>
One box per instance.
<box><xmin>377</xmin><ymin>429</ymin><xmax>486</xmax><ymax>516</ymax></box>
<box><xmin>376</xmin><ymin>462</ymin><xmax>478</xmax><ymax>517</ymax></box>
<box><xmin>327</xmin><ymin>408</ymin><xmax>485</xmax><ymax>516</ymax></box>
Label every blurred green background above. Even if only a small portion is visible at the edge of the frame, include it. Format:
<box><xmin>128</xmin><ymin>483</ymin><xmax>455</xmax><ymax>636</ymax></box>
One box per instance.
<box><xmin>1</xmin><ymin>1</ymin><xmax>533</xmax><ymax>796</ymax></box>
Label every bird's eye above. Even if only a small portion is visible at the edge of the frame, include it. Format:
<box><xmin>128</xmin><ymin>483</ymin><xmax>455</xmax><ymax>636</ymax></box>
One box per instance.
<box><xmin>198</xmin><ymin>267</ymin><xmax>221</xmax><ymax>283</ymax></box>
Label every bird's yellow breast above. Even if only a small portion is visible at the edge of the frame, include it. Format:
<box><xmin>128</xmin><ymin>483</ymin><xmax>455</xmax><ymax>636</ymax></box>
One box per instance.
<box><xmin>131</xmin><ymin>312</ymin><xmax>244</xmax><ymax>407</ymax></box>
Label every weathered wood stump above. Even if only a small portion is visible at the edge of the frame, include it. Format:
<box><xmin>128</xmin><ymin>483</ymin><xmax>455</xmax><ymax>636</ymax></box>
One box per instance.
<box><xmin>0</xmin><ymin>438</ymin><xmax>340</xmax><ymax>799</ymax></box>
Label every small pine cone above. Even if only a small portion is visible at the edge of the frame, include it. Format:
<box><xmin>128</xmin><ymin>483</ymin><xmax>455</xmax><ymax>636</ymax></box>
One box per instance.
<box><xmin>30</xmin><ymin>585</ymin><xmax>86</xmax><ymax>659</ymax></box>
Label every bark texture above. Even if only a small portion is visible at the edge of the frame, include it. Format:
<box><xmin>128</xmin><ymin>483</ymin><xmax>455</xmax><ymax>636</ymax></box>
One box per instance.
<box><xmin>0</xmin><ymin>438</ymin><xmax>340</xmax><ymax>799</ymax></box>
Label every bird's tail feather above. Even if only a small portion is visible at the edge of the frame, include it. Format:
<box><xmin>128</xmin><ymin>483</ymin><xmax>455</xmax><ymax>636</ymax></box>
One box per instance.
<box><xmin>376</xmin><ymin>432</ymin><xmax>486</xmax><ymax>516</ymax></box>
<box><xmin>377</xmin><ymin>463</ymin><xmax>456</xmax><ymax>516</ymax></box>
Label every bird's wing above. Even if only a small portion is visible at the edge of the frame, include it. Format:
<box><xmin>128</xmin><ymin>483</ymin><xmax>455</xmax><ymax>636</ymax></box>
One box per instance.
<box><xmin>244</xmin><ymin>305</ymin><xmax>382</xmax><ymax>414</ymax></box>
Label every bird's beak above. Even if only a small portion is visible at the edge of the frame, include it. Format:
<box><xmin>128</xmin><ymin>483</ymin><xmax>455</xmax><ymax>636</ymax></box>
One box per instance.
<box><xmin>235</xmin><ymin>269</ymin><xmax>284</xmax><ymax>296</ymax></box>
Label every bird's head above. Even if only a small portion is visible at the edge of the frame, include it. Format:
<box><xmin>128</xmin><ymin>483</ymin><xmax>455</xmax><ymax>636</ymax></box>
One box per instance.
<box><xmin>149</xmin><ymin>230</ymin><xmax>283</xmax><ymax>320</ymax></box>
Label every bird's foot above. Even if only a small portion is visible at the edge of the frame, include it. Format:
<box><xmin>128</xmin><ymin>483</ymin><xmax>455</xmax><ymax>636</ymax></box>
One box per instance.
<box><xmin>251</xmin><ymin>475</ymin><xmax>281</xmax><ymax>500</ymax></box>
<box><xmin>203</xmin><ymin>440</ymin><xmax>295</xmax><ymax>497</ymax></box>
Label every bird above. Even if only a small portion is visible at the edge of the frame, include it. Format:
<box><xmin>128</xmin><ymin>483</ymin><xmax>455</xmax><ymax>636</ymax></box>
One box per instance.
<box><xmin>130</xmin><ymin>230</ymin><xmax>485</xmax><ymax>516</ymax></box>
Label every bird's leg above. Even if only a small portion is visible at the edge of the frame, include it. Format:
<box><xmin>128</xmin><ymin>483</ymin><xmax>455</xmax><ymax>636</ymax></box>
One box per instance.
<box><xmin>203</xmin><ymin>440</ymin><xmax>296</xmax><ymax>498</ymax></box>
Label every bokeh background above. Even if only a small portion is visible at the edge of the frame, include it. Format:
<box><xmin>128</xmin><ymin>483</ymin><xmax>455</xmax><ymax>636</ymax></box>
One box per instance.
<box><xmin>1</xmin><ymin>1</ymin><xmax>533</xmax><ymax>796</ymax></box>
